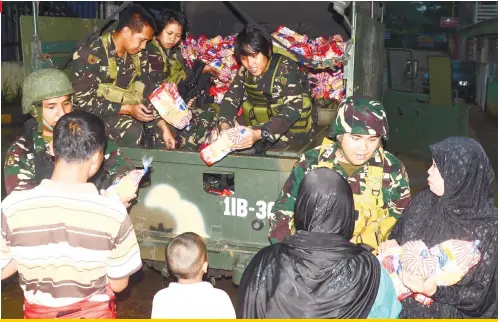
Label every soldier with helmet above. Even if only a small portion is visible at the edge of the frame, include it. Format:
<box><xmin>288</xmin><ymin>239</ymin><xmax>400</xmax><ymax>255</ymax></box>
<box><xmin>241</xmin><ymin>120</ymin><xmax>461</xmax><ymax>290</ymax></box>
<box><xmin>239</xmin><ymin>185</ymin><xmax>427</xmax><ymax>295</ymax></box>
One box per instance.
<box><xmin>3</xmin><ymin>68</ymin><xmax>135</xmax><ymax>200</ymax></box>
<box><xmin>269</xmin><ymin>95</ymin><xmax>412</xmax><ymax>252</ymax></box>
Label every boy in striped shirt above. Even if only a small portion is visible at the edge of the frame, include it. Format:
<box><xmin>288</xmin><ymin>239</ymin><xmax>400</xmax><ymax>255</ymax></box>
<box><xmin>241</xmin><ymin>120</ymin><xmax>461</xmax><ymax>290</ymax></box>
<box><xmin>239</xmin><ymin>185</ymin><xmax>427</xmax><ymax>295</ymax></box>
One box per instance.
<box><xmin>1</xmin><ymin>110</ymin><xmax>142</xmax><ymax>318</ymax></box>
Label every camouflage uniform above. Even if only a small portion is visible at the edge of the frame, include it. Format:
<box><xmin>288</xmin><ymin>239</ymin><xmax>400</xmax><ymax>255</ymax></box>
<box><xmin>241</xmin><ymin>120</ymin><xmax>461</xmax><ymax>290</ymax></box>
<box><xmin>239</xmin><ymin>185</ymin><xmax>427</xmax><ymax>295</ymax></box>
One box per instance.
<box><xmin>145</xmin><ymin>39</ymin><xmax>218</xmax><ymax>151</ymax></box>
<box><xmin>69</xmin><ymin>32</ymin><xmax>164</xmax><ymax>148</ymax></box>
<box><xmin>146</xmin><ymin>40</ymin><xmax>187</xmax><ymax>88</ymax></box>
<box><xmin>219</xmin><ymin>54</ymin><xmax>313</xmax><ymax>148</ymax></box>
<box><xmin>4</xmin><ymin>118</ymin><xmax>134</xmax><ymax>196</ymax></box>
<box><xmin>269</xmin><ymin>96</ymin><xmax>411</xmax><ymax>252</ymax></box>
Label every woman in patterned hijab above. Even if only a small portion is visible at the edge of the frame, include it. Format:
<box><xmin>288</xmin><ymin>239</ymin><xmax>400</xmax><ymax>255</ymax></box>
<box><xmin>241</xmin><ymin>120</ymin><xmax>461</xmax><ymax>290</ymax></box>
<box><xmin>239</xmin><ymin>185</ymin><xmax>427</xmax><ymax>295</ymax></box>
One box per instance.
<box><xmin>384</xmin><ymin>137</ymin><xmax>498</xmax><ymax>318</ymax></box>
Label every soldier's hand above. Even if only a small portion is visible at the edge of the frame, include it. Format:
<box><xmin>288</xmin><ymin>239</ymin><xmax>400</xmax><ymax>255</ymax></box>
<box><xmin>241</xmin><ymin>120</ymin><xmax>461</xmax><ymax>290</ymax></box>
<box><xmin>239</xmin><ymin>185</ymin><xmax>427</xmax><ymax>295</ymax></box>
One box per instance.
<box><xmin>218</xmin><ymin>122</ymin><xmax>231</xmax><ymax>132</ymax></box>
<box><xmin>122</xmin><ymin>103</ymin><xmax>155</xmax><ymax>122</ymax></box>
<box><xmin>232</xmin><ymin>128</ymin><xmax>262</xmax><ymax>150</ymax></box>
<box><xmin>203</xmin><ymin>65</ymin><xmax>221</xmax><ymax>78</ymax></box>
<box><xmin>161</xmin><ymin>123</ymin><xmax>176</xmax><ymax>150</ymax></box>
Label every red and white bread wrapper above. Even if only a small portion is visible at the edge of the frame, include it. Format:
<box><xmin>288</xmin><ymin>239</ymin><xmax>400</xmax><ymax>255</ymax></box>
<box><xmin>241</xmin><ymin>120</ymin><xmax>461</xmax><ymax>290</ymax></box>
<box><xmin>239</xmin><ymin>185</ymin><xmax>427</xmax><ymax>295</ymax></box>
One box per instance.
<box><xmin>149</xmin><ymin>83</ymin><xmax>192</xmax><ymax>130</ymax></box>
<box><xmin>200</xmin><ymin>126</ymin><xmax>250</xmax><ymax>166</ymax></box>
<box><xmin>377</xmin><ymin>239</ymin><xmax>481</xmax><ymax>306</ymax></box>
<box><xmin>106</xmin><ymin>156</ymin><xmax>152</xmax><ymax>199</ymax></box>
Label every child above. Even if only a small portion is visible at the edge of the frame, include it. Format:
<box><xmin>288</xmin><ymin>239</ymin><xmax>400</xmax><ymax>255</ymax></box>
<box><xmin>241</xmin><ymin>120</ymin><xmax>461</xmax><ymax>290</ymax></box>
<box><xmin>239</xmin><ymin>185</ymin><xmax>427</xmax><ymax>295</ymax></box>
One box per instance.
<box><xmin>151</xmin><ymin>232</ymin><xmax>236</xmax><ymax>318</ymax></box>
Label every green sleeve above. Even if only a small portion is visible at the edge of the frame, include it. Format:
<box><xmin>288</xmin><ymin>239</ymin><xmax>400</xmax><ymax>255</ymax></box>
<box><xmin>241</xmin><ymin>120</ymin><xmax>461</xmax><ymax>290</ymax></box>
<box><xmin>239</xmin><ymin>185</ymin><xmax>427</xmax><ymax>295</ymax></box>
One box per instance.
<box><xmin>268</xmin><ymin>147</ymin><xmax>319</xmax><ymax>243</ymax></box>
<box><xmin>103</xmin><ymin>140</ymin><xmax>135</xmax><ymax>184</ymax></box>
<box><xmin>3</xmin><ymin>138</ymin><xmax>37</xmax><ymax>195</ymax></box>
<box><xmin>219</xmin><ymin>67</ymin><xmax>246</xmax><ymax>124</ymax></box>
<box><xmin>384</xmin><ymin>152</ymin><xmax>412</xmax><ymax>219</ymax></box>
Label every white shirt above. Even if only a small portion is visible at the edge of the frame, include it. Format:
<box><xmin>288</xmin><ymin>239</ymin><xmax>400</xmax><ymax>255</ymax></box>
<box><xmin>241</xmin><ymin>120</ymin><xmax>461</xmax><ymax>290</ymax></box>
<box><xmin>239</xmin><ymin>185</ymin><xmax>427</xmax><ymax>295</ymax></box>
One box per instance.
<box><xmin>151</xmin><ymin>281</ymin><xmax>236</xmax><ymax>319</ymax></box>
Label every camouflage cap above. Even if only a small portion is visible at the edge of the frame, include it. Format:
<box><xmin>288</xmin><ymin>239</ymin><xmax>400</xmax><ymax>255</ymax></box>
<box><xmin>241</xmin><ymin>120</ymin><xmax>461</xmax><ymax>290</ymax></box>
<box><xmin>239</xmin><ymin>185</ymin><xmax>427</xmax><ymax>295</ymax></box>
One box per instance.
<box><xmin>21</xmin><ymin>68</ymin><xmax>74</xmax><ymax>114</ymax></box>
<box><xmin>330</xmin><ymin>95</ymin><xmax>389</xmax><ymax>140</ymax></box>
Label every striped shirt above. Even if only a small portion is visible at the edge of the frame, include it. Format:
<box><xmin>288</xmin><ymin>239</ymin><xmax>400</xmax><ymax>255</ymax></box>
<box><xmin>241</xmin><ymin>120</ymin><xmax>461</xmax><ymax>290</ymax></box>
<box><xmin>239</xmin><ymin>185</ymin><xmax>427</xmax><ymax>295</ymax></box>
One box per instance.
<box><xmin>1</xmin><ymin>179</ymin><xmax>142</xmax><ymax>307</ymax></box>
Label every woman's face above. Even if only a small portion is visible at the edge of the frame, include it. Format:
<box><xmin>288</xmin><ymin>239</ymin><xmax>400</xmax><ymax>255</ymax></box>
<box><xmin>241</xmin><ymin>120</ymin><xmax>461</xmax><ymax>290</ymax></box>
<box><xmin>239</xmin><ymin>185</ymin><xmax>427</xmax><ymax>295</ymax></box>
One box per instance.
<box><xmin>240</xmin><ymin>51</ymin><xmax>269</xmax><ymax>77</ymax></box>
<box><xmin>158</xmin><ymin>21</ymin><xmax>183</xmax><ymax>49</ymax></box>
<box><xmin>427</xmin><ymin>159</ymin><xmax>444</xmax><ymax>196</ymax></box>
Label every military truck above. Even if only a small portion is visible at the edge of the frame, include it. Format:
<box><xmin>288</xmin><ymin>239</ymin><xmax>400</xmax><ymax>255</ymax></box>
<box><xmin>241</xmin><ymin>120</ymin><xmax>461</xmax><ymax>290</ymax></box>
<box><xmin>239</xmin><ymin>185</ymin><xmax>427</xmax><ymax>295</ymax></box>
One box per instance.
<box><xmin>19</xmin><ymin>1</ymin><xmax>386</xmax><ymax>285</ymax></box>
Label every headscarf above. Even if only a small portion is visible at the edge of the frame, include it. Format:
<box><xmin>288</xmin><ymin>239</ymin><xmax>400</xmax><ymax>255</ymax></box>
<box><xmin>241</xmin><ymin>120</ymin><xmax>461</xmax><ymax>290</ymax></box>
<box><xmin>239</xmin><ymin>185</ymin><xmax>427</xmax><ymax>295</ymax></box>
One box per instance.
<box><xmin>390</xmin><ymin>137</ymin><xmax>498</xmax><ymax>318</ymax></box>
<box><xmin>237</xmin><ymin>168</ymin><xmax>381</xmax><ymax>318</ymax></box>
<box><xmin>392</xmin><ymin>137</ymin><xmax>498</xmax><ymax>245</ymax></box>
<box><xmin>431</xmin><ymin>136</ymin><xmax>497</xmax><ymax>223</ymax></box>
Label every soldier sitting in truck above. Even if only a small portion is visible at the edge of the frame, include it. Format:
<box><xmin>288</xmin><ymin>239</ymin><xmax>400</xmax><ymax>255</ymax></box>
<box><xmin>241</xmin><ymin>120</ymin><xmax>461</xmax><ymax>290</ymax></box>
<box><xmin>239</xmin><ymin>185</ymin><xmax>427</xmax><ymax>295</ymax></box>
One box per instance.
<box><xmin>3</xmin><ymin>68</ymin><xmax>136</xmax><ymax>208</ymax></box>
<box><xmin>146</xmin><ymin>9</ymin><xmax>219</xmax><ymax>151</ymax></box>
<box><xmin>69</xmin><ymin>4</ymin><xmax>176</xmax><ymax>149</ymax></box>
<box><xmin>218</xmin><ymin>25</ymin><xmax>314</xmax><ymax>153</ymax></box>
<box><xmin>269</xmin><ymin>96</ymin><xmax>412</xmax><ymax>253</ymax></box>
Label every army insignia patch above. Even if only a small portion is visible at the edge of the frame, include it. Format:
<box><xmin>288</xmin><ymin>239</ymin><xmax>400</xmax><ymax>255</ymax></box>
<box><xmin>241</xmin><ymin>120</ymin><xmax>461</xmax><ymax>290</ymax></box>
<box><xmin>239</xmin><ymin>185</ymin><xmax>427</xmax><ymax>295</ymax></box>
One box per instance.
<box><xmin>6</xmin><ymin>155</ymin><xmax>15</xmax><ymax>167</ymax></box>
<box><xmin>88</xmin><ymin>55</ymin><xmax>99</xmax><ymax>64</ymax></box>
<box><xmin>280</xmin><ymin>76</ymin><xmax>288</xmax><ymax>85</ymax></box>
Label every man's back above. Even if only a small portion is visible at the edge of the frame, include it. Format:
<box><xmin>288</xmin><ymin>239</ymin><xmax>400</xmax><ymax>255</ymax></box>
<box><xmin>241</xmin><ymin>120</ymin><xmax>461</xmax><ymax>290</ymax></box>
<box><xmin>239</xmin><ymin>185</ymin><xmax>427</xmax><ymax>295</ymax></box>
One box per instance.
<box><xmin>1</xmin><ymin>179</ymin><xmax>141</xmax><ymax>307</ymax></box>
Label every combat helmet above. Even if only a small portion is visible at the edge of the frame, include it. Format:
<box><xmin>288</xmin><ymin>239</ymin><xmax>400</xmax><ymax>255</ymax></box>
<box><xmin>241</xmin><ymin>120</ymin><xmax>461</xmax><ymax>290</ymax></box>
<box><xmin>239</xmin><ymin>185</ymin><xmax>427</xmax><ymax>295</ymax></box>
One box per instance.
<box><xmin>21</xmin><ymin>68</ymin><xmax>74</xmax><ymax>132</ymax></box>
<box><xmin>330</xmin><ymin>95</ymin><xmax>389</xmax><ymax>140</ymax></box>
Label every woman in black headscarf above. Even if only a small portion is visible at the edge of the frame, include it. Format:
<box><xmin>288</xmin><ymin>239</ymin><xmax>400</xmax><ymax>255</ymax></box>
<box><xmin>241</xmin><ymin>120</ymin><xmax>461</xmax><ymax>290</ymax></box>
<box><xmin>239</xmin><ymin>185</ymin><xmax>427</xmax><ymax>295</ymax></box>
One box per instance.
<box><xmin>381</xmin><ymin>137</ymin><xmax>498</xmax><ymax>318</ymax></box>
<box><xmin>237</xmin><ymin>168</ymin><xmax>401</xmax><ymax>318</ymax></box>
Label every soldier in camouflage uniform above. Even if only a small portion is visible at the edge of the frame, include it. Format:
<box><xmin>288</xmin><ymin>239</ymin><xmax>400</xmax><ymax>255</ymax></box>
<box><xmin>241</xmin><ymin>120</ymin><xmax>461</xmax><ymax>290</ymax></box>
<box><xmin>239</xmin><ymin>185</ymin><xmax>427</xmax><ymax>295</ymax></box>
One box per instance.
<box><xmin>269</xmin><ymin>95</ymin><xmax>412</xmax><ymax>253</ymax></box>
<box><xmin>69</xmin><ymin>4</ymin><xmax>176</xmax><ymax>149</ymax></box>
<box><xmin>3</xmin><ymin>68</ymin><xmax>134</xmax><ymax>198</ymax></box>
<box><xmin>219</xmin><ymin>25</ymin><xmax>314</xmax><ymax>152</ymax></box>
<box><xmin>146</xmin><ymin>9</ymin><xmax>219</xmax><ymax>151</ymax></box>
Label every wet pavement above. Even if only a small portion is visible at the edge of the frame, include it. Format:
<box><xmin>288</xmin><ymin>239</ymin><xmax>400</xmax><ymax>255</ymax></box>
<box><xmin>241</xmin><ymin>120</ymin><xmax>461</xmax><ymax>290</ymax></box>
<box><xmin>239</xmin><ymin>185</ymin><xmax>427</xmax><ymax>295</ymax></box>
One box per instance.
<box><xmin>1</xmin><ymin>104</ymin><xmax>497</xmax><ymax>318</ymax></box>
<box><xmin>1</xmin><ymin>268</ymin><xmax>237</xmax><ymax>319</ymax></box>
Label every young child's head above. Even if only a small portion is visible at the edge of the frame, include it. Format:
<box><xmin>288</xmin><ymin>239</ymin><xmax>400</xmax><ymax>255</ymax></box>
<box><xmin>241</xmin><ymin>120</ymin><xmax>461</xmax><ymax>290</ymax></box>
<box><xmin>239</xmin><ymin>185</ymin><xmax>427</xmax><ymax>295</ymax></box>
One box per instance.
<box><xmin>166</xmin><ymin>232</ymin><xmax>208</xmax><ymax>282</ymax></box>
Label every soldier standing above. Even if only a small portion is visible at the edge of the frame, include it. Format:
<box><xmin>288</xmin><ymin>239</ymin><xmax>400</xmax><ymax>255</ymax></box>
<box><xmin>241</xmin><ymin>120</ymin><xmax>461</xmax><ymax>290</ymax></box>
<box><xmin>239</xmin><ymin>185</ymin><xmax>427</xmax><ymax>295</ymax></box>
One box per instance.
<box><xmin>218</xmin><ymin>25</ymin><xmax>314</xmax><ymax>153</ymax></box>
<box><xmin>3</xmin><ymin>68</ymin><xmax>135</xmax><ymax>206</ymax></box>
<box><xmin>269</xmin><ymin>96</ymin><xmax>412</xmax><ymax>253</ymax></box>
<box><xmin>69</xmin><ymin>4</ymin><xmax>175</xmax><ymax>148</ymax></box>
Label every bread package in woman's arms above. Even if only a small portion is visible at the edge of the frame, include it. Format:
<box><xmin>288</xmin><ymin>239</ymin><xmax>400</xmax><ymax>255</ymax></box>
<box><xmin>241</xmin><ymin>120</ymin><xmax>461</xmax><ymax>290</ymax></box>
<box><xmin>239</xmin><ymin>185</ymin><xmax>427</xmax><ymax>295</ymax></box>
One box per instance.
<box><xmin>107</xmin><ymin>156</ymin><xmax>153</xmax><ymax>198</ymax></box>
<box><xmin>378</xmin><ymin>239</ymin><xmax>481</xmax><ymax>306</ymax></box>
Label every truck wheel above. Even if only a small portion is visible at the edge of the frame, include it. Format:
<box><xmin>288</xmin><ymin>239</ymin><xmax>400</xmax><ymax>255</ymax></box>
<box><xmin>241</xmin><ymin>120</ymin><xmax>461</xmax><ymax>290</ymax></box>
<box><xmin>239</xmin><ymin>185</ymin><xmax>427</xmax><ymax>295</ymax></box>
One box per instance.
<box><xmin>210</xmin><ymin>276</ymin><xmax>216</xmax><ymax>287</ymax></box>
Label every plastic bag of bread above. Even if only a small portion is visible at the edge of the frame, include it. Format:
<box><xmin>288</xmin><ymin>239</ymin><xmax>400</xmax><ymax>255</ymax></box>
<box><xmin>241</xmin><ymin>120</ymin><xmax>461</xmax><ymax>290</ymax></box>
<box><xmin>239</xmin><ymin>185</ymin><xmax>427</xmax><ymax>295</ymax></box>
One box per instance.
<box><xmin>107</xmin><ymin>156</ymin><xmax>153</xmax><ymax>199</ymax></box>
<box><xmin>200</xmin><ymin>126</ymin><xmax>249</xmax><ymax>166</ymax></box>
<box><xmin>149</xmin><ymin>83</ymin><xmax>192</xmax><ymax>130</ymax></box>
